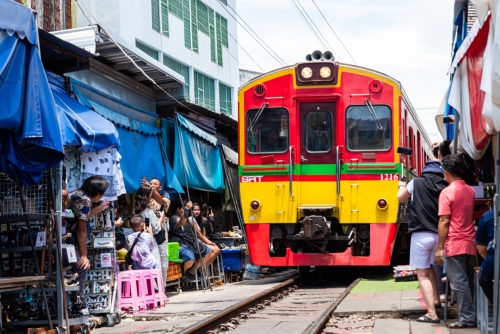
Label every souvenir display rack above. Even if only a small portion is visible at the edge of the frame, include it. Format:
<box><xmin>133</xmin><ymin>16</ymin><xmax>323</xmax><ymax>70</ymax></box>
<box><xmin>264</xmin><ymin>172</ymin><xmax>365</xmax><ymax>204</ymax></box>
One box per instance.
<box><xmin>0</xmin><ymin>166</ymin><xmax>89</xmax><ymax>333</ymax></box>
<box><xmin>79</xmin><ymin>203</ymin><xmax>120</xmax><ymax>326</ymax></box>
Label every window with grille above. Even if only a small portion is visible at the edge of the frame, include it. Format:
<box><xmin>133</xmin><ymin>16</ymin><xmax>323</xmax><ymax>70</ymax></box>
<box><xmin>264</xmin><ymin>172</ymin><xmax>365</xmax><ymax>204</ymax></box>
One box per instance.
<box><xmin>219</xmin><ymin>83</ymin><xmax>232</xmax><ymax>115</ymax></box>
<box><xmin>136</xmin><ymin>40</ymin><xmax>159</xmax><ymax>60</ymax></box>
<box><xmin>194</xmin><ymin>71</ymin><xmax>215</xmax><ymax>111</ymax></box>
<box><xmin>163</xmin><ymin>55</ymin><xmax>190</xmax><ymax>100</ymax></box>
<box><xmin>161</xmin><ymin>0</ymin><xmax>169</xmax><ymax>37</ymax></box>
<box><xmin>152</xmin><ymin>0</ymin><xmax>160</xmax><ymax>32</ymax></box>
<box><xmin>151</xmin><ymin>0</ymin><xmax>229</xmax><ymax>65</ymax></box>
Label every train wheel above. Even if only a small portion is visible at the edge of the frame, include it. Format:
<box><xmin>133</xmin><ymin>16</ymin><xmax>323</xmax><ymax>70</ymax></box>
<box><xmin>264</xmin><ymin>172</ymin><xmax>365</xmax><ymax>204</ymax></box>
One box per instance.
<box><xmin>298</xmin><ymin>266</ymin><xmax>310</xmax><ymax>275</ymax></box>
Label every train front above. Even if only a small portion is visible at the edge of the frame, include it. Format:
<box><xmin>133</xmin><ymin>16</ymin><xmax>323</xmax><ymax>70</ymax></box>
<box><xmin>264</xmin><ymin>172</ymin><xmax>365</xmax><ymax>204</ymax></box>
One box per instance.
<box><xmin>239</xmin><ymin>52</ymin><xmax>404</xmax><ymax>267</ymax></box>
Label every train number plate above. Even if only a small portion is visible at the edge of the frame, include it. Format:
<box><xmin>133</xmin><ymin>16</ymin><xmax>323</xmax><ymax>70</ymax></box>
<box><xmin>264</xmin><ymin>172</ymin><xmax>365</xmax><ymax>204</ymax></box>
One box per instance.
<box><xmin>380</xmin><ymin>174</ymin><xmax>399</xmax><ymax>180</ymax></box>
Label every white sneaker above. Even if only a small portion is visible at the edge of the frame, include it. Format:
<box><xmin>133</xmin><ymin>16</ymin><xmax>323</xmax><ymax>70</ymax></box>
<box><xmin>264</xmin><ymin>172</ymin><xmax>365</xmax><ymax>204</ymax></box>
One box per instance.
<box><xmin>440</xmin><ymin>294</ymin><xmax>445</xmax><ymax>303</ymax></box>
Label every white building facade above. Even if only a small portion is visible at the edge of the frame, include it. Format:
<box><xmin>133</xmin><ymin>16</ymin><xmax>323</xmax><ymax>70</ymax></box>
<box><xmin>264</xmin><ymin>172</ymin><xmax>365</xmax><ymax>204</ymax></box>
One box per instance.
<box><xmin>76</xmin><ymin>0</ymin><xmax>239</xmax><ymax>119</ymax></box>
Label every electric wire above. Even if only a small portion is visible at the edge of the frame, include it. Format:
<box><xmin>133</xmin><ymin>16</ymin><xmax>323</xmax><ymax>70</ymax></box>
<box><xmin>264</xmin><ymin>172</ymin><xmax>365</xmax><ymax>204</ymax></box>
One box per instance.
<box><xmin>310</xmin><ymin>0</ymin><xmax>357</xmax><ymax>65</ymax></box>
<box><xmin>228</xmin><ymin>31</ymin><xmax>265</xmax><ymax>72</ymax></box>
<box><xmin>216</xmin><ymin>0</ymin><xmax>286</xmax><ymax>66</ymax></box>
<box><xmin>295</xmin><ymin>0</ymin><xmax>342</xmax><ymax>62</ymax></box>
<box><xmin>289</xmin><ymin>0</ymin><xmax>328</xmax><ymax>51</ymax></box>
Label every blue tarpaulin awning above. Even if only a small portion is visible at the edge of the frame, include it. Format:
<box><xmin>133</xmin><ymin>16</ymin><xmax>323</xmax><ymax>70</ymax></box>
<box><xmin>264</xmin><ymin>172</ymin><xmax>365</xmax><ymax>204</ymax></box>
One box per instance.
<box><xmin>116</xmin><ymin>127</ymin><xmax>183</xmax><ymax>194</ymax></box>
<box><xmin>70</xmin><ymin>83</ymin><xmax>182</xmax><ymax>194</ymax></box>
<box><xmin>173</xmin><ymin>114</ymin><xmax>225</xmax><ymax>193</ymax></box>
<box><xmin>50</xmin><ymin>83</ymin><xmax>121</xmax><ymax>152</ymax></box>
<box><xmin>0</xmin><ymin>1</ymin><xmax>64</xmax><ymax>185</ymax></box>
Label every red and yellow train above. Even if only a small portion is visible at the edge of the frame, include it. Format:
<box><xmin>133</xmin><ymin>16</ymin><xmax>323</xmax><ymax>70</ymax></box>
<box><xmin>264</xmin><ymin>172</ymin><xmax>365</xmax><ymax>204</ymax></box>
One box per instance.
<box><xmin>238</xmin><ymin>51</ymin><xmax>432</xmax><ymax>268</ymax></box>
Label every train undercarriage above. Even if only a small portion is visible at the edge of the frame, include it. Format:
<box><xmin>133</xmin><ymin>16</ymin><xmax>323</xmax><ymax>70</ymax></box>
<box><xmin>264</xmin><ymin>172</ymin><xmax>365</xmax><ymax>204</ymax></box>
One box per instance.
<box><xmin>250</xmin><ymin>209</ymin><xmax>410</xmax><ymax>266</ymax></box>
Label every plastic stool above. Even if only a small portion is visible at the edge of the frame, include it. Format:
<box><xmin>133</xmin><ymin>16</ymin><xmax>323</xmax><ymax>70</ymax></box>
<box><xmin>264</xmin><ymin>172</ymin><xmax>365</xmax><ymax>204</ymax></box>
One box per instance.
<box><xmin>141</xmin><ymin>270</ymin><xmax>157</xmax><ymax>310</ymax></box>
<box><xmin>150</xmin><ymin>269</ymin><xmax>166</xmax><ymax>308</ymax></box>
<box><xmin>117</xmin><ymin>271</ymin><xmax>146</xmax><ymax>314</ymax></box>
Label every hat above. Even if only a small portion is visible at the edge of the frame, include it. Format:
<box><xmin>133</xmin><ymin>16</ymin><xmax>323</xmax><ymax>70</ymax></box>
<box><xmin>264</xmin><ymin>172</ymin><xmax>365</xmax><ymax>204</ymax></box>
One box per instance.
<box><xmin>421</xmin><ymin>161</ymin><xmax>444</xmax><ymax>175</ymax></box>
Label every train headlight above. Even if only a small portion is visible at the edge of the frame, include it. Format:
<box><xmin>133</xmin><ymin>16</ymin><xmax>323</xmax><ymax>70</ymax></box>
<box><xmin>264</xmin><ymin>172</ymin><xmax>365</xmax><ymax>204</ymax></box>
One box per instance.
<box><xmin>301</xmin><ymin>67</ymin><xmax>313</xmax><ymax>79</ymax></box>
<box><xmin>319</xmin><ymin>66</ymin><xmax>332</xmax><ymax>78</ymax></box>
<box><xmin>377</xmin><ymin>199</ymin><xmax>388</xmax><ymax>210</ymax></box>
<box><xmin>250</xmin><ymin>200</ymin><xmax>261</xmax><ymax>211</ymax></box>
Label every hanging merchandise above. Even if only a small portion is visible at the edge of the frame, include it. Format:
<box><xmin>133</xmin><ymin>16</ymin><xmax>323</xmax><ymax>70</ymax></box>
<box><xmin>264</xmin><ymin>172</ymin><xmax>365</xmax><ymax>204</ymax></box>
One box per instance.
<box><xmin>80</xmin><ymin>147</ymin><xmax>126</xmax><ymax>201</ymax></box>
<box><xmin>64</xmin><ymin>146</ymin><xmax>83</xmax><ymax>193</ymax></box>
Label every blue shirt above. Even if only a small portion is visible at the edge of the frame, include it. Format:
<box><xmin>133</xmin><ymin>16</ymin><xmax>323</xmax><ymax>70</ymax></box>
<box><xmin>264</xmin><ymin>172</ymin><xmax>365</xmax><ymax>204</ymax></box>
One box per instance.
<box><xmin>476</xmin><ymin>209</ymin><xmax>495</xmax><ymax>281</ymax></box>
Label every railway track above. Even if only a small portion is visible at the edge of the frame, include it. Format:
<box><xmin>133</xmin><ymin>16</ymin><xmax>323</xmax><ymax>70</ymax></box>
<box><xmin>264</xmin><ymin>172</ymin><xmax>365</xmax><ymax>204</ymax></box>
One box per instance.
<box><xmin>178</xmin><ymin>273</ymin><xmax>361</xmax><ymax>334</ymax></box>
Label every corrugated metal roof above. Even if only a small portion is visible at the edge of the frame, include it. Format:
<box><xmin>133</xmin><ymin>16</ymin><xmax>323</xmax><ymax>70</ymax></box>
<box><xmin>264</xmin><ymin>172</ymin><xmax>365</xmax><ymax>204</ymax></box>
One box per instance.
<box><xmin>51</xmin><ymin>25</ymin><xmax>185</xmax><ymax>92</ymax></box>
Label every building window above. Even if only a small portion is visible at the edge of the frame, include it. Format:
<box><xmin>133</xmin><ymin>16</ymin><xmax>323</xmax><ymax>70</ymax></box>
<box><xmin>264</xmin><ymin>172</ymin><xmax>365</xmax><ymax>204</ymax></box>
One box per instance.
<box><xmin>135</xmin><ymin>40</ymin><xmax>159</xmax><ymax>60</ymax></box>
<box><xmin>194</xmin><ymin>71</ymin><xmax>215</xmax><ymax>111</ymax></box>
<box><xmin>153</xmin><ymin>0</ymin><xmax>228</xmax><ymax>64</ymax></box>
<box><xmin>152</xmin><ymin>0</ymin><xmax>160</xmax><ymax>32</ymax></box>
<box><xmin>219</xmin><ymin>83</ymin><xmax>232</xmax><ymax>115</ymax></box>
<box><xmin>163</xmin><ymin>54</ymin><xmax>190</xmax><ymax>100</ymax></box>
<box><xmin>161</xmin><ymin>0</ymin><xmax>169</xmax><ymax>37</ymax></box>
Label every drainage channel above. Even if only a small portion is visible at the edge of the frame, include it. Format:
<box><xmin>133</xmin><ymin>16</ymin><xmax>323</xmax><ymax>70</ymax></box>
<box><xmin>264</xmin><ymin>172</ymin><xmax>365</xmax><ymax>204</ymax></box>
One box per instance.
<box><xmin>178</xmin><ymin>275</ymin><xmax>361</xmax><ymax>334</ymax></box>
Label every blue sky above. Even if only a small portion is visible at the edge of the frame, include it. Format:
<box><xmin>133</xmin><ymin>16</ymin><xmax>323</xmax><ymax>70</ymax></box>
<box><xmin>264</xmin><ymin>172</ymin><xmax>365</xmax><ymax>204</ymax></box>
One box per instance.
<box><xmin>234</xmin><ymin>0</ymin><xmax>454</xmax><ymax>142</ymax></box>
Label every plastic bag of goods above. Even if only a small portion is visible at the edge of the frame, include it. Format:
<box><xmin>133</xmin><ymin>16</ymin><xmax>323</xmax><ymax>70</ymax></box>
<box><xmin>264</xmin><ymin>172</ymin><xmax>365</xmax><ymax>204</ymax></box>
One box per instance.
<box><xmin>243</xmin><ymin>264</ymin><xmax>260</xmax><ymax>280</ymax></box>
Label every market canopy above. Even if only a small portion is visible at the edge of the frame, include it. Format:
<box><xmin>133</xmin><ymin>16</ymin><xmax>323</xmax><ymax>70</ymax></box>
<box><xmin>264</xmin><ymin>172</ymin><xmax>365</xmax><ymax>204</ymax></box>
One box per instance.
<box><xmin>173</xmin><ymin>114</ymin><xmax>225</xmax><ymax>193</ymax></box>
<box><xmin>50</xmin><ymin>82</ymin><xmax>120</xmax><ymax>152</ymax></box>
<box><xmin>71</xmin><ymin>83</ymin><xmax>182</xmax><ymax>194</ymax></box>
<box><xmin>0</xmin><ymin>1</ymin><xmax>64</xmax><ymax>185</ymax></box>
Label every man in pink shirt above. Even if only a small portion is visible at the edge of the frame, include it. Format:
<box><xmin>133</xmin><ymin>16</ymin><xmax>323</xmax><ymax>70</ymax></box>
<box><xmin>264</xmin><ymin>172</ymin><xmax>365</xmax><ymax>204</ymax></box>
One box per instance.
<box><xmin>435</xmin><ymin>154</ymin><xmax>476</xmax><ymax>329</ymax></box>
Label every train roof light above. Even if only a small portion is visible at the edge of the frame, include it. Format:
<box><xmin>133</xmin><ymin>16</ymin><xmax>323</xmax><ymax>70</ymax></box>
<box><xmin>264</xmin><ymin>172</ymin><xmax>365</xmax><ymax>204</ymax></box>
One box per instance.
<box><xmin>301</xmin><ymin>67</ymin><xmax>313</xmax><ymax>79</ymax></box>
<box><xmin>296</xmin><ymin>62</ymin><xmax>338</xmax><ymax>85</ymax></box>
<box><xmin>319</xmin><ymin>66</ymin><xmax>332</xmax><ymax>79</ymax></box>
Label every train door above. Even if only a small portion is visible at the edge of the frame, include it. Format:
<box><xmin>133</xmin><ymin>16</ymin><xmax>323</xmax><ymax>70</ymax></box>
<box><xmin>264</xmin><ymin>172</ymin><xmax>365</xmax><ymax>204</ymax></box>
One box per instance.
<box><xmin>298</xmin><ymin>102</ymin><xmax>337</xmax><ymax>211</ymax></box>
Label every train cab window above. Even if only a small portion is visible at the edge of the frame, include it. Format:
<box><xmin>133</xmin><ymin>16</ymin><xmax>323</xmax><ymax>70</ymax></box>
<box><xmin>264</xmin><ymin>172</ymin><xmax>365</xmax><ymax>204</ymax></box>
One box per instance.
<box><xmin>346</xmin><ymin>105</ymin><xmax>392</xmax><ymax>151</ymax></box>
<box><xmin>305</xmin><ymin>111</ymin><xmax>331</xmax><ymax>152</ymax></box>
<box><xmin>246</xmin><ymin>107</ymin><xmax>289</xmax><ymax>153</ymax></box>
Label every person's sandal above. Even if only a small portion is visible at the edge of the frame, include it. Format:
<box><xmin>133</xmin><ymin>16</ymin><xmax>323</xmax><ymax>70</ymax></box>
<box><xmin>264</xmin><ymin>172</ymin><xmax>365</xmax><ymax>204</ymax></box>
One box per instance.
<box><xmin>417</xmin><ymin>315</ymin><xmax>440</xmax><ymax>323</ymax></box>
<box><xmin>448</xmin><ymin>321</ymin><xmax>476</xmax><ymax>329</ymax></box>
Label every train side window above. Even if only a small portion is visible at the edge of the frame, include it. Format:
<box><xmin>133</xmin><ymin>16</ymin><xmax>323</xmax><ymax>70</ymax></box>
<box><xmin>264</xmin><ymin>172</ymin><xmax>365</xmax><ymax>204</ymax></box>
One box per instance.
<box><xmin>346</xmin><ymin>105</ymin><xmax>392</xmax><ymax>151</ymax></box>
<box><xmin>305</xmin><ymin>111</ymin><xmax>332</xmax><ymax>153</ymax></box>
<box><xmin>246</xmin><ymin>107</ymin><xmax>289</xmax><ymax>153</ymax></box>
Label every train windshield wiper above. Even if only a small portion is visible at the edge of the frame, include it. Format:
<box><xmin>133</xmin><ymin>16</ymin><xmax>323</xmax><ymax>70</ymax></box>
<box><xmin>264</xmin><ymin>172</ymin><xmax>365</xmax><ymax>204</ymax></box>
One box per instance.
<box><xmin>365</xmin><ymin>100</ymin><xmax>384</xmax><ymax>130</ymax></box>
<box><xmin>247</xmin><ymin>102</ymin><xmax>269</xmax><ymax>131</ymax></box>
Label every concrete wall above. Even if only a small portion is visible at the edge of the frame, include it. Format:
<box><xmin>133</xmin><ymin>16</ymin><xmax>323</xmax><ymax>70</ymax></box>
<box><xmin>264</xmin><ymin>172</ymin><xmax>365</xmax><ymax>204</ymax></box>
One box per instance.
<box><xmin>75</xmin><ymin>0</ymin><xmax>239</xmax><ymax>120</ymax></box>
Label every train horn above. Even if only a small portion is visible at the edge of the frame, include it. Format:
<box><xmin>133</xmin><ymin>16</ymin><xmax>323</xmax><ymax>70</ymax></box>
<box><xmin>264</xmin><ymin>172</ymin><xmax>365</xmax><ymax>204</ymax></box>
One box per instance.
<box><xmin>305</xmin><ymin>54</ymin><xmax>312</xmax><ymax>61</ymax></box>
<box><xmin>311</xmin><ymin>50</ymin><xmax>323</xmax><ymax>61</ymax></box>
<box><xmin>322</xmin><ymin>51</ymin><xmax>335</xmax><ymax>61</ymax></box>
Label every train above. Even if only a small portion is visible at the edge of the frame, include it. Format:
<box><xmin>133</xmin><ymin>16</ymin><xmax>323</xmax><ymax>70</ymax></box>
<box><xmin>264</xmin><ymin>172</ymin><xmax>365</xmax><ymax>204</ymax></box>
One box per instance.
<box><xmin>238</xmin><ymin>50</ymin><xmax>432</xmax><ymax>269</ymax></box>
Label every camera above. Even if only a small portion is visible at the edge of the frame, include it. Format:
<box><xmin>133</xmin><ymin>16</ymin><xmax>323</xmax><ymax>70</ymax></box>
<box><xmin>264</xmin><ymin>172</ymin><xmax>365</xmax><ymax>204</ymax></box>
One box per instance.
<box><xmin>432</xmin><ymin>146</ymin><xmax>439</xmax><ymax>159</ymax></box>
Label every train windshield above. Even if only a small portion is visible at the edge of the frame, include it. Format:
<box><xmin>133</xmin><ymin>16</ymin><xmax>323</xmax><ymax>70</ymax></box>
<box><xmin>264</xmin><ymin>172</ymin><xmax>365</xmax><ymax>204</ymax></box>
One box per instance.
<box><xmin>246</xmin><ymin>107</ymin><xmax>289</xmax><ymax>153</ymax></box>
<box><xmin>346</xmin><ymin>105</ymin><xmax>392</xmax><ymax>151</ymax></box>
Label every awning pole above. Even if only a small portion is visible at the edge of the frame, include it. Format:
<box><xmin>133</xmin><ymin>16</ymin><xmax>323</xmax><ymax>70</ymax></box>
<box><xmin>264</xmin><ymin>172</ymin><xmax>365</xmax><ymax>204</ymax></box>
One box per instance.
<box><xmin>219</xmin><ymin>146</ymin><xmax>248</xmax><ymax>247</ymax></box>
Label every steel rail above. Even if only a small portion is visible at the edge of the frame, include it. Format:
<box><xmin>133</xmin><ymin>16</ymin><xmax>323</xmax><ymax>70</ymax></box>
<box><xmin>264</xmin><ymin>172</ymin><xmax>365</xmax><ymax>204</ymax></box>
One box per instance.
<box><xmin>302</xmin><ymin>278</ymin><xmax>362</xmax><ymax>334</ymax></box>
<box><xmin>178</xmin><ymin>275</ymin><xmax>301</xmax><ymax>334</ymax></box>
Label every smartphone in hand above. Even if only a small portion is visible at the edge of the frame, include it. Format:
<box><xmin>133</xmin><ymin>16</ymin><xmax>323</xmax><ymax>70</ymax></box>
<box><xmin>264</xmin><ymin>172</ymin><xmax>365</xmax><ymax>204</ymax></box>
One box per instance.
<box><xmin>159</xmin><ymin>204</ymin><xmax>166</xmax><ymax>212</ymax></box>
<box><xmin>145</xmin><ymin>218</ymin><xmax>150</xmax><ymax>228</ymax></box>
